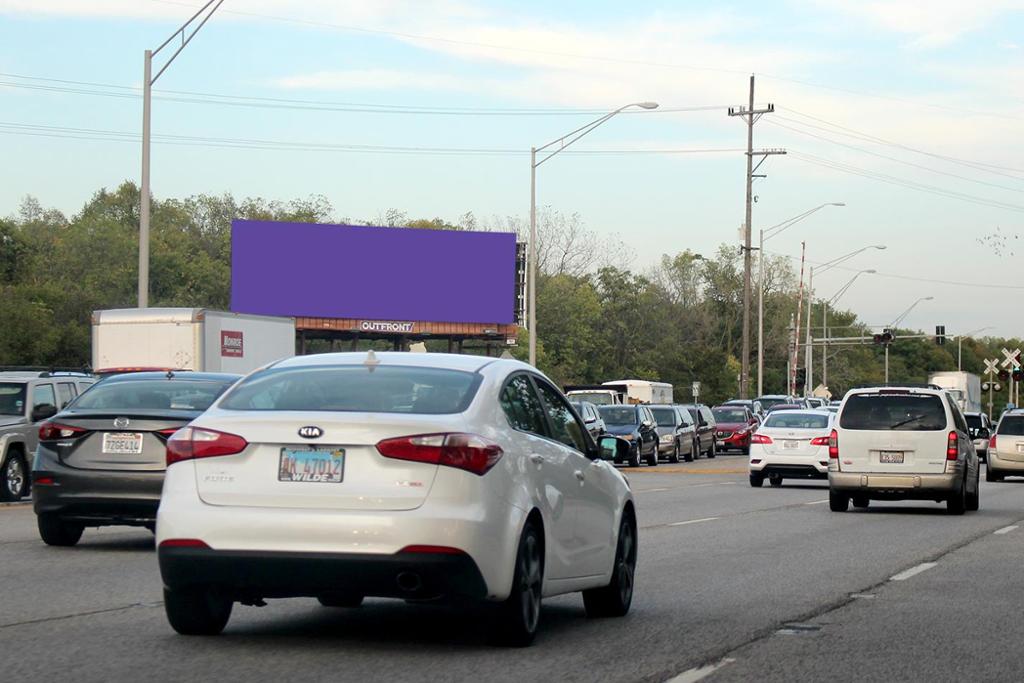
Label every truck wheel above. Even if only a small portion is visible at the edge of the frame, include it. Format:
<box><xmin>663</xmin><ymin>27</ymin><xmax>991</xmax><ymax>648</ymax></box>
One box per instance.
<box><xmin>0</xmin><ymin>452</ymin><xmax>29</xmax><ymax>501</ymax></box>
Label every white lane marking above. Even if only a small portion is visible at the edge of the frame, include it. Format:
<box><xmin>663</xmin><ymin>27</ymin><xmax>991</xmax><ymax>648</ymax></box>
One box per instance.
<box><xmin>804</xmin><ymin>499</ymin><xmax>830</xmax><ymax>505</ymax></box>
<box><xmin>994</xmin><ymin>525</ymin><xmax>1019</xmax><ymax>535</ymax></box>
<box><xmin>890</xmin><ymin>562</ymin><xmax>937</xmax><ymax>581</ymax></box>
<box><xmin>665</xmin><ymin>658</ymin><xmax>735</xmax><ymax>683</ymax></box>
<box><xmin>639</xmin><ymin>488</ymin><xmax>671</xmax><ymax>493</ymax></box>
<box><xmin>668</xmin><ymin>517</ymin><xmax>720</xmax><ymax>527</ymax></box>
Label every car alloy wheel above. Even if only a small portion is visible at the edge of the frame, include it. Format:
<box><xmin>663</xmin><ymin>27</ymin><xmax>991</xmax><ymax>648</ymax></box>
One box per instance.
<box><xmin>1</xmin><ymin>454</ymin><xmax>28</xmax><ymax>501</ymax></box>
<box><xmin>583</xmin><ymin>510</ymin><xmax>636</xmax><ymax>618</ymax></box>
<box><xmin>494</xmin><ymin>521</ymin><xmax>544</xmax><ymax>646</ymax></box>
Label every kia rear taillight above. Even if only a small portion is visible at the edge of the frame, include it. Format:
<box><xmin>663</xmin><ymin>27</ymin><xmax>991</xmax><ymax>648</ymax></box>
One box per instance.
<box><xmin>751</xmin><ymin>434</ymin><xmax>773</xmax><ymax>444</ymax></box>
<box><xmin>828</xmin><ymin>429</ymin><xmax>839</xmax><ymax>459</ymax></box>
<box><xmin>38</xmin><ymin>422</ymin><xmax>87</xmax><ymax>441</ymax></box>
<box><xmin>166</xmin><ymin>427</ymin><xmax>248</xmax><ymax>466</ymax></box>
<box><xmin>810</xmin><ymin>436</ymin><xmax>830</xmax><ymax>446</ymax></box>
<box><xmin>946</xmin><ymin>431</ymin><xmax>959</xmax><ymax>460</ymax></box>
<box><xmin>376</xmin><ymin>433</ymin><xmax>503</xmax><ymax>476</ymax></box>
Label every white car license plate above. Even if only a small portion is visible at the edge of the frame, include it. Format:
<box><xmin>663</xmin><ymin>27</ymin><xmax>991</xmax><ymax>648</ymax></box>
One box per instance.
<box><xmin>879</xmin><ymin>451</ymin><xmax>905</xmax><ymax>464</ymax></box>
<box><xmin>278</xmin><ymin>447</ymin><xmax>345</xmax><ymax>483</ymax></box>
<box><xmin>102</xmin><ymin>432</ymin><xmax>143</xmax><ymax>455</ymax></box>
<box><xmin>784</xmin><ymin>440</ymin><xmax>799</xmax><ymax>449</ymax></box>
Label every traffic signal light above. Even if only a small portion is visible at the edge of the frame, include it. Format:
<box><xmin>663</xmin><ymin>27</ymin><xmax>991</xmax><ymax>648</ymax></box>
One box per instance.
<box><xmin>999</xmin><ymin>369</ymin><xmax>1010</xmax><ymax>382</ymax></box>
<box><xmin>935</xmin><ymin>325</ymin><xmax>945</xmax><ymax>345</ymax></box>
<box><xmin>873</xmin><ymin>329</ymin><xmax>894</xmax><ymax>345</ymax></box>
<box><xmin>1014</xmin><ymin>368</ymin><xmax>1023</xmax><ymax>382</ymax></box>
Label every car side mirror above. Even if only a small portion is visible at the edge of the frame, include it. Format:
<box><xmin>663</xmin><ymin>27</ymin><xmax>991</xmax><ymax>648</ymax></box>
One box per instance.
<box><xmin>31</xmin><ymin>403</ymin><xmax>58</xmax><ymax>422</ymax></box>
<box><xmin>597</xmin><ymin>436</ymin><xmax>621</xmax><ymax>461</ymax></box>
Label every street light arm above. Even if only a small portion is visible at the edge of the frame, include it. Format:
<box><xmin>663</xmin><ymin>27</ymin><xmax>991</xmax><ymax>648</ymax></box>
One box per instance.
<box><xmin>890</xmin><ymin>297</ymin><xmax>933</xmax><ymax>328</ymax></box>
<box><xmin>827</xmin><ymin>272</ymin><xmax>864</xmax><ymax>306</ymax></box>
<box><xmin>763</xmin><ymin>202</ymin><xmax>844</xmax><ymax>241</ymax></box>
<box><xmin>534</xmin><ymin>102</ymin><xmax>656</xmax><ymax>167</ymax></box>
<box><xmin>151</xmin><ymin>0</ymin><xmax>225</xmax><ymax>84</ymax></box>
<box><xmin>816</xmin><ymin>243</ymin><xmax>885</xmax><ymax>275</ymax></box>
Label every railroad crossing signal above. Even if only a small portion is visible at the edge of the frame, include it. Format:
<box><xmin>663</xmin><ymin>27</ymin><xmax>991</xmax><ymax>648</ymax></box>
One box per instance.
<box><xmin>984</xmin><ymin>358</ymin><xmax>1000</xmax><ymax>376</ymax></box>
<box><xmin>1001</xmin><ymin>348</ymin><xmax>1022</xmax><ymax>370</ymax></box>
<box><xmin>983</xmin><ymin>382</ymin><xmax>1003</xmax><ymax>392</ymax></box>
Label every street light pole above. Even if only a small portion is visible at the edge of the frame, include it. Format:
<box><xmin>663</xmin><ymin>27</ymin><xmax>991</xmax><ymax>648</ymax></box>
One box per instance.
<box><xmin>885</xmin><ymin>296</ymin><xmax>934</xmax><ymax>383</ymax></box>
<box><xmin>527</xmin><ymin>101</ymin><xmax>659</xmax><ymax>366</ymax></box>
<box><xmin>138</xmin><ymin>0</ymin><xmax>224</xmax><ymax>308</ymax></box>
<box><xmin>756</xmin><ymin>202</ymin><xmax>844</xmax><ymax>395</ymax></box>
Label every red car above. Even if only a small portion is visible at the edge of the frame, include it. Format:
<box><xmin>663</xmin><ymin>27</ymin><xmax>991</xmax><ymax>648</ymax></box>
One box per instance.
<box><xmin>711</xmin><ymin>405</ymin><xmax>760</xmax><ymax>454</ymax></box>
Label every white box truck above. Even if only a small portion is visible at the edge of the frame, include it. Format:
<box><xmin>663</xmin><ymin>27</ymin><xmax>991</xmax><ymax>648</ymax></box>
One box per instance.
<box><xmin>92</xmin><ymin>308</ymin><xmax>295</xmax><ymax>375</ymax></box>
<box><xmin>928</xmin><ymin>371</ymin><xmax>982</xmax><ymax>413</ymax></box>
<box><xmin>566</xmin><ymin>379</ymin><xmax>673</xmax><ymax>405</ymax></box>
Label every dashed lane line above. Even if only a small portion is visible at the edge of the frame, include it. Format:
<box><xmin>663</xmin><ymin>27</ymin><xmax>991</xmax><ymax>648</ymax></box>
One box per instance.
<box><xmin>804</xmin><ymin>499</ymin><xmax>830</xmax><ymax>505</ymax></box>
<box><xmin>664</xmin><ymin>658</ymin><xmax>735</xmax><ymax>683</ymax></box>
<box><xmin>994</xmin><ymin>525</ymin><xmax>1019</xmax><ymax>535</ymax></box>
<box><xmin>668</xmin><ymin>517</ymin><xmax>720</xmax><ymax>527</ymax></box>
<box><xmin>889</xmin><ymin>562</ymin><xmax>937</xmax><ymax>581</ymax></box>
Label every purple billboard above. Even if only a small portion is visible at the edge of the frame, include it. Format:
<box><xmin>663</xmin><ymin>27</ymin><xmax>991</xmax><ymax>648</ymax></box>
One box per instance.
<box><xmin>230</xmin><ymin>220</ymin><xmax>517</xmax><ymax>324</ymax></box>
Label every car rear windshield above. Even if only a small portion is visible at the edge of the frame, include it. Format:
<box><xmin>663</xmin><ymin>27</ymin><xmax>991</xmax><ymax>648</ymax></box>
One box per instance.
<box><xmin>599</xmin><ymin>406</ymin><xmax>638</xmax><ymax>425</ymax></box>
<box><xmin>965</xmin><ymin>414</ymin><xmax>983</xmax><ymax>430</ymax></box>
<box><xmin>997</xmin><ymin>416</ymin><xmax>1024</xmax><ymax>436</ymax></box>
<box><xmin>839</xmin><ymin>393</ymin><xmax>947</xmax><ymax>431</ymax></box>
<box><xmin>0</xmin><ymin>383</ymin><xmax>27</xmax><ymax>416</ymax></box>
<box><xmin>713</xmin><ymin>408</ymin><xmax>747</xmax><ymax>422</ymax></box>
<box><xmin>72</xmin><ymin>379</ymin><xmax>236</xmax><ymax>411</ymax></box>
<box><xmin>765</xmin><ymin>413</ymin><xmax>830</xmax><ymax>429</ymax></box>
<box><xmin>219</xmin><ymin>365</ymin><xmax>480</xmax><ymax>414</ymax></box>
<box><xmin>756</xmin><ymin>397</ymin><xmax>789</xmax><ymax>410</ymax></box>
<box><xmin>650</xmin><ymin>408</ymin><xmax>677</xmax><ymax>426</ymax></box>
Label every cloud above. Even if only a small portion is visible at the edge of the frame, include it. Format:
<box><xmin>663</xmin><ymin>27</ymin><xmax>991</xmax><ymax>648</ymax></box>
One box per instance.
<box><xmin>273</xmin><ymin>68</ymin><xmax>481</xmax><ymax>93</ymax></box>
<box><xmin>808</xmin><ymin>0</ymin><xmax>1024</xmax><ymax>48</ymax></box>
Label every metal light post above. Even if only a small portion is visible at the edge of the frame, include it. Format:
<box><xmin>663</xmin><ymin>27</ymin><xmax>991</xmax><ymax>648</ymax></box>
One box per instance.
<box><xmin>756</xmin><ymin>202</ymin><xmax>844</xmax><ymax>395</ymax></box>
<box><xmin>138</xmin><ymin>0</ymin><xmax>224</xmax><ymax>308</ymax></box>
<box><xmin>957</xmin><ymin>326</ymin><xmax>993</xmax><ymax>371</ymax></box>
<box><xmin>803</xmin><ymin>244</ymin><xmax>885</xmax><ymax>395</ymax></box>
<box><xmin>528</xmin><ymin>101</ymin><xmax>659</xmax><ymax>366</ymax></box>
<box><xmin>885</xmin><ymin>296</ymin><xmax>934</xmax><ymax>383</ymax></box>
<box><xmin>821</xmin><ymin>269</ymin><xmax>875</xmax><ymax>390</ymax></box>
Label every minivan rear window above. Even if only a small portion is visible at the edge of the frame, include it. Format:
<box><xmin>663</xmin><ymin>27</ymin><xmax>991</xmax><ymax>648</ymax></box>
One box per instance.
<box><xmin>219</xmin><ymin>365</ymin><xmax>480</xmax><ymax>414</ymax></box>
<box><xmin>650</xmin><ymin>408</ymin><xmax>677</xmax><ymax>426</ymax></box>
<box><xmin>839</xmin><ymin>393</ymin><xmax>946</xmax><ymax>431</ymax></box>
<box><xmin>997</xmin><ymin>416</ymin><xmax>1024</xmax><ymax>436</ymax></box>
<box><xmin>599</xmin><ymin>406</ymin><xmax>638</xmax><ymax>425</ymax></box>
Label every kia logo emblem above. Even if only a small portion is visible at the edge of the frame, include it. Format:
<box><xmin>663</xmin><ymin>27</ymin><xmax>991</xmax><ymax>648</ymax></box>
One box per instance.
<box><xmin>298</xmin><ymin>426</ymin><xmax>323</xmax><ymax>439</ymax></box>
<box><xmin>113</xmin><ymin>417</ymin><xmax>130</xmax><ymax>429</ymax></box>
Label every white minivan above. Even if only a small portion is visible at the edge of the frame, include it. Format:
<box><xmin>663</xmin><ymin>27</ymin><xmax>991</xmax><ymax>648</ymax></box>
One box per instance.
<box><xmin>828</xmin><ymin>385</ymin><xmax>980</xmax><ymax>514</ymax></box>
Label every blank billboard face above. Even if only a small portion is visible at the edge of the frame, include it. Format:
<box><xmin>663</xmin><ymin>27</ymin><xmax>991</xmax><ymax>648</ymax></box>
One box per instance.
<box><xmin>230</xmin><ymin>220</ymin><xmax>517</xmax><ymax>324</ymax></box>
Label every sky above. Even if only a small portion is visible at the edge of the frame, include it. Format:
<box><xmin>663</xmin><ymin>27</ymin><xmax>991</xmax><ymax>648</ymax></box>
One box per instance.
<box><xmin>1</xmin><ymin>0</ymin><xmax>1023</xmax><ymax>339</ymax></box>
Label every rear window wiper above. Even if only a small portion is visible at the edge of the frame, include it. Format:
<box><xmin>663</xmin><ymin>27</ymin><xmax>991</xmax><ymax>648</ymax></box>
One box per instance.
<box><xmin>888</xmin><ymin>415</ymin><xmax>928</xmax><ymax>429</ymax></box>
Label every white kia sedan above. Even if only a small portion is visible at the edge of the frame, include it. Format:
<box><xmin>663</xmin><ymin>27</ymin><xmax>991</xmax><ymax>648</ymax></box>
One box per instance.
<box><xmin>749</xmin><ymin>409</ymin><xmax>833</xmax><ymax>487</ymax></box>
<box><xmin>156</xmin><ymin>352</ymin><xmax>636</xmax><ymax>645</ymax></box>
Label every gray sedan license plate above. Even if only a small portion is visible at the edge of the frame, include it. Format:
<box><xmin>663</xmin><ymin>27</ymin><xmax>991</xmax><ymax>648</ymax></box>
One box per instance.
<box><xmin>279</xmin><ymin>447</ymin><xmax>345</xmax><ymax>483</ymax></box>
<box><xmin>879</xmin><ymin>451</ymin><xmax>904</xmax><ymax>464</ymax></box>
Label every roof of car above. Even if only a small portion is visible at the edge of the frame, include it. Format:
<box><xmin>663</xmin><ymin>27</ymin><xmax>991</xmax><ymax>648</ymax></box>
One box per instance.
<box><xmin>270</xmin><ymin>351</ymin><xmax>516</xmax><ymax>374</ymax></box>
<box><xmin>98</xmin><ymin>371</ymin><xmax>242</xmax><ymax>383</ymax></box>
<box><xmin>846</xmin><ymin>385</ymin><xmax>945</xmax><ymax>394</ymax></box>
<box><xmin>764</xmin><ymin>409</ymin><xmax>832</xmax><ymax>418</ymax></box>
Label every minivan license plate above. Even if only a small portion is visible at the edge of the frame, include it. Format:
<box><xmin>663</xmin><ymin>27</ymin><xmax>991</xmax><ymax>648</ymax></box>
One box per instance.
<box><xmin>879</xmin><ymin>451</ymin><xmax>904</xmax><ymax>464</ymax></box>
<box><xmin>279</xmin><ymin>447</ymin><xmax>345</xmax><ymax>483</ymax></box>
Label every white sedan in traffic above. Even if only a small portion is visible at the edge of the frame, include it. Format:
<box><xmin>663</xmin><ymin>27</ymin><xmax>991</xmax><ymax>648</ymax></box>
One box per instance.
<box><xmin>749</xmin><ymin>409</ymin><xmax>834</xmax><ymax>487</ymax></box>
<box><xmin>157</xmin><ymin>352</ymin><xmax>636</xmax><ymax>645</ymax></box>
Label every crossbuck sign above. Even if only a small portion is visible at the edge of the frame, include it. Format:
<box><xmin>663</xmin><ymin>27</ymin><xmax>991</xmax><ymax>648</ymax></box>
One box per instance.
<box><xmin>1001</xmin><ymin>348</ymin><xmax>1022</xmax><ymax>370</ymax></box>
<box><xmin>984</xmin><ymin>358</ymin><xmax>1000</xmax><ymax>376</ymax></box>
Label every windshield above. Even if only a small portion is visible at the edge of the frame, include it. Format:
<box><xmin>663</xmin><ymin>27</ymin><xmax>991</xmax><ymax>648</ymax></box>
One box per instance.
<box><xmin>0</xmin><ymin>383</ymin><xmax>27</xmax><ymax>416</ymax></box>
<box><xmin>650</xmin><ymin>408</ymin><xmax>677</xmax><ymax>426</ymax></box>
<box><xmin>755</xmin><ymin>396</ymin><xmax>789</xmax><ymax>410</ymax></box>
<box><xmin>765</xmin><ymin>413</ymin><xmax>830</xmax><ymax>429</ymax></box>
<box><xmin>997</xmin><ymin>416</ymin><xmax>1024</xmax><ymax>436</ymax></box>
<box><xmin>73</xmin><ymin>379</ymin><xmax>236</xmax><ymax>411</ymax></box>
<box><xmin>839</xmin><ymin>393</ymin><xmax>947</xmax><ymax>431</ymax></box>
<box><xmin>599</xmin><ymin>406</ymin><xmax>638</xmax><ymax>426</ymax></box>
<box><xmin>221</xmin><ymin>365</ymin><xmax>480</xmax><ymax>414</ymax></box>
<box><xmin>713</xmin><ymin>408</ymin><xmax>747</xmax><ymax>423</ymax></box>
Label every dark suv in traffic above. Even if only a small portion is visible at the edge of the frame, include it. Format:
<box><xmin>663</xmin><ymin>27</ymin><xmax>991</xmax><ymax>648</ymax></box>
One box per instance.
<box><xmin>598</xmin><ymin>404</ymin><xmax>659</xmax><ymax>467</ymax></box>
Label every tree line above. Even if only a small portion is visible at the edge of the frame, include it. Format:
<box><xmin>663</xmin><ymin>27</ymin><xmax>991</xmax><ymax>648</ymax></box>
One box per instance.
<box><xmin>2</xmin><ymin>181</ymin><xmax>1020</xmax><ymax>409</ymax></box>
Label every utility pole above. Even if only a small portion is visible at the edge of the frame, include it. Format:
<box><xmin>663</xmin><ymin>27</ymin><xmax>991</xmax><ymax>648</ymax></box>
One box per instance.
<box><xmin>729</xmin><ymin>75</ymin><xmax>783</xmax><ymax>398</ymax></box>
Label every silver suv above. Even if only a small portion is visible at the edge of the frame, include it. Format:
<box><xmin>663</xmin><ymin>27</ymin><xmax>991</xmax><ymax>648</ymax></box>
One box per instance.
<box><xmin>0</xmin><ymin>370</ymin><xmax>95</xmax><ymax>501</ymax></box>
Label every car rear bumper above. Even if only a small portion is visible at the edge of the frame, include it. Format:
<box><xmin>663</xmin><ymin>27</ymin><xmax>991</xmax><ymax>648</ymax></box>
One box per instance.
<box><xmin>31</xmin><ymin>458</ymin><xmax>163</xmax><ymax>526</ymax></box>
<box><xmin>158</xmin><ymin>545</ymin><xmax>489</xmax><ymax>601</ymax></box>
<box><xmin>751</xmin><ymin>463</ymin><xmax>827</xmax><ymax>479</ymax></box>
<box><xmin>988</xmin><ymin>451</ymin><xmax>1024</xmax><ymax>472</ymax></box>
<box><xmin>829</xmin><ymin>470</ymin><xmax>960</xmax><ymax>498</ymax></box>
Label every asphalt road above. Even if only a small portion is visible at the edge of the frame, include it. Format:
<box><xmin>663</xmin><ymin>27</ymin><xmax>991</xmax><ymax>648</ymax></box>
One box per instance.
<box><xmin>3</xmin><ymin>455</ymin><xmax>1024</xmax><ymax>683</ymax></box>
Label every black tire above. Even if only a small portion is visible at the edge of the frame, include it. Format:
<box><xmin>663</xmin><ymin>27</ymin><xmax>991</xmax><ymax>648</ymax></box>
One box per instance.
<box><xmin>966</xmin><ymin>471</ymin><xmax>980</xmax><ymax>512</ymax></box>
<box><xmin>749</xmin><ymin>474</ymin><xmax>764</xmax><ymax>488</ymax></box>
<box><xmin>492</xmin><ymin>521</ymin><xmax>543</xmax><ymax>647</ymax></box>
<box><xmin>318</xmin><ymin>594</ymin><xmax>364</xmax><ymax>608</ymax></box>
<box><xmin>37</xmin><ymin>513</ymin><xmax>84</xmax><ymax>547</ymax></box>
<box><xmin>947</xmin><ymin>474</ymin><xmax>967</xmax><ymax>515</ymax></box>
<box><xmin>986</xmin><ymin>464</ymin><xmax>1002</xmax><ymax>482</ymax></box>
<box><xmin>668</xmin><ymin>444</ymin><xmax>680</xmax><ymax>464</ymax></box>
<box><xmin>684</xmin><ymin>441</ymin><xmax>695</xmax><ymax>462</ymax></box>
<box><xmin>706</xmin><ymin>439</ymin><xmax>717</xmax><ymax>459</ymax></box>
<box><xmin>769</xmin><ymin>474</ymin><xmax>783</xmax><ymax>488</ymax></box>
<box><xmin>627</xmin><ymin>444</ymin><xmax>640</xmax><ymax>468</ymax></box>
<box><xmin>583</xmin><ymin>510</ymin><xmax>636</xmax><ymax>618</ymax></box>
<box><xmin>645</xmin><ymin>442</ymin><xmax>658</xmax><ymax>467</ymax></box>
<box><xmin>829</xmin><ymin>490</ymin><xmax>849</xmax><ymax>512</ymax></box>
<box><xmin>0</xmin><ymin>452</ymin><xmax>29</xmax><ymax>501</ymax></box>
<box><xmin>742</xmin><ymin>445</ymin><xmax>750</xmax><ymax>456</ymax></box>
<box><xmin>164</xmin><ymin>586</ymin><xmax>233</xmax><ymax>635</ymax></box>
<box><xmin>852</xmin><ymin>496</ymin><xmax>870</xmax><ymax>509</ymax></box>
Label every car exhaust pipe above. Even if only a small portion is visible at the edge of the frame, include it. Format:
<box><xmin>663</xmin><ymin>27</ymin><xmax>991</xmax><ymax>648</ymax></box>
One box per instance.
<box><xmin>396</xmin><ymin>571</ymin><xmax>423</xmax><ymax>593</ymax></box>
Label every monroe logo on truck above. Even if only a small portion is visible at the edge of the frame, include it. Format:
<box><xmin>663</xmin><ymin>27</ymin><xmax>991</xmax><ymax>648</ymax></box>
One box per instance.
<box><xmin>221</xmin><ymin>330</ymin><xmax>244</xmax><ymax>357</ymax></box>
